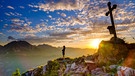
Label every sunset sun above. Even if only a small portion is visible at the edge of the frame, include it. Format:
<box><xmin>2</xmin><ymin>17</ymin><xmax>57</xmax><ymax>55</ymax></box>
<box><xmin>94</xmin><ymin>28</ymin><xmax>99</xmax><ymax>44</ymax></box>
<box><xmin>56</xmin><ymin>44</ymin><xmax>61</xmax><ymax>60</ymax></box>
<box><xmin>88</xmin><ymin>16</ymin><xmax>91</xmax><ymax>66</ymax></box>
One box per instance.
<box><xmin>89</xmin><ymin>39</ymin><xmax>101</xmax><ymax>49</ymax></box>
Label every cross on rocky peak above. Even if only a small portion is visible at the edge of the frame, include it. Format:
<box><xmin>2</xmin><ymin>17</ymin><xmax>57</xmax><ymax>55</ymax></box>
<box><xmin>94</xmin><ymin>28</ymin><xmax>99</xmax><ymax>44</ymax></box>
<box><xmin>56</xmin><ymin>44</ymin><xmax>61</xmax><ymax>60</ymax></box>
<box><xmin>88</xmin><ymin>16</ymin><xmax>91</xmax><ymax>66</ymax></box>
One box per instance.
<box><xmin>106</xmin><ymin>2</ymin><xmax>117</xmax><ymax>40</ymax></box>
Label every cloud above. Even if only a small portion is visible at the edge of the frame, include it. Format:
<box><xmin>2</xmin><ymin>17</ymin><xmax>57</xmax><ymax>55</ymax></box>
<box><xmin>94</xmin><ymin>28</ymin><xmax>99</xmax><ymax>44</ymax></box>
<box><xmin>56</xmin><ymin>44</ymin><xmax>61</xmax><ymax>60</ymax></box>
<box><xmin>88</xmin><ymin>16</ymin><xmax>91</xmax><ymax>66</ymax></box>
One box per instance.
<box><xmin>0</xmin><ymin>32</ymin><xmax>3</xmax><ymax>35</ymax></box>
<box><xmin>28</xmin><ymin>4</ymin><xmax>38</xmax><ymax>8</ymax></box>
<box><xmin>32</xmin><ymin>10</ymin><xmax>38</xmax><ymax>12</ymax></box>
<box><xmin>48</xmin><ymin>15</ymin><xmax>52</xmax><ymax>19</ymax></box>
<box><xmin>7</xmin><ymin>6</ymin><xmax>14</xmax><ymax>10</ymax></box>
<box><xmin>9</xmin><ymin>18</ymin><xmax>37</xmax><ymax>33</ymax></box>
<box><xmin>17</xmin><ymin>36</ymin><xmax>58</xmax><ymax>44</ymax></box>
<box><xmin>4</xmin><ymin>0</ymin><xmax>135</xmax><ymax>45</ymax></box>
<box><xmin>10</xmin><ymin>26</ymin><xmax>33</xmax><ymax>33</ymax></box>
<box><xmin>5</xmin><ymin>13</ymin><xmax>10</xmax><ymax>16</ymax></box>
<box><xmin>71</xmin><ymin>17</ymin><xmax>86</xmax><ymax>25</ymax></box>
<box><xmin>61</xmin><ymin>13</ymin><xmax>66</xmax><ymax>17</ymax></box>
<box><xmin>11</xmin><ymin>18</ymin><xmax>24</xmax><ymax>23</ymax></box>
<box><xmin>28</xmin><ymin>4</ymin><xmax>39</xmax><ymax>12</ymax></box>
<box><xmin>49</xmin><ymin>31</ymin><xmax>74</xmax><ymax>38</ymax></box>
<box><xmin>20</xmin><ymin>33</ymin><xmax>36</xmax><ymax>38</ymax></box>
<box><xmin>7</xmin><ymin>36</ymin><xmax>16</xmax><ymax>41</ymax></box>
<box><xmin>17</xmin><ymin>33</ymin><xmax>74</xmax><ymax>44</ymax></box>
<box><xmin>19</xmin><ymin>6</ymin><xmax>25</xmax><ymax>9</ymax></box>
<box><xmin>29</xmin><ymin>0</ymin><xmax>135</xmax><ymax>31</ymax></box>
<box><xmin>122</xmin><ymin>23</ymin><xmax>135</xmax><ymax>32</ymax></box>
<box><xmin>5</xmin><ymin>12</ymin><xmax>22</xmax><ymax>16</ymax></box>
<box><xmin>9</xmin><ymin>19</ymin><xmax>50</xmax><ymax>34</ymax></box>
<box><xmin>37</xmin><ymin>0</ymin><xmax>87</xmax><ymax>11</ymax></box>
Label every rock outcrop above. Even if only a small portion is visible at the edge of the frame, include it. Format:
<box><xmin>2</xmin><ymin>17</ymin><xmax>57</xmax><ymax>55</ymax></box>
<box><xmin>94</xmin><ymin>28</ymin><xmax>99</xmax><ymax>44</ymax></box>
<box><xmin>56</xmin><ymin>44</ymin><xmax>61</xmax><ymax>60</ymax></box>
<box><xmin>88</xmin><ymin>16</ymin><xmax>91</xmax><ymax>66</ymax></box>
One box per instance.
<box><xmin>94</xmin><ymin>37</ymin><xmax>135</xmax><ymax>68</ymax></box>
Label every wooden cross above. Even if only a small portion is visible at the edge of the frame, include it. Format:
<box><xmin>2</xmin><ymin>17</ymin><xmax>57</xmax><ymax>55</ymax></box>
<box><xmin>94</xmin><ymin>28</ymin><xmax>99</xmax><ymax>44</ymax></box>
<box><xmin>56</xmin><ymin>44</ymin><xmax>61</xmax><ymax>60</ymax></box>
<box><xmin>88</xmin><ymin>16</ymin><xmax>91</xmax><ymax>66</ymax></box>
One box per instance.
<box><xmin>106</xmin><ymin>2</ymin><xmax>117</xmax><ymax>39</ymax></box>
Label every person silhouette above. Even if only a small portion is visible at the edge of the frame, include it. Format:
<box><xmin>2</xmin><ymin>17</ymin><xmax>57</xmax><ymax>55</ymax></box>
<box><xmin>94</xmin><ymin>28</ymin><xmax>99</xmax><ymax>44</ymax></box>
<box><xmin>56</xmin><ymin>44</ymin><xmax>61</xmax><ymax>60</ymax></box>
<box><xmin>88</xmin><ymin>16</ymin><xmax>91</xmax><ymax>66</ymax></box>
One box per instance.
<box><xmin>62</xmin><ymin>46</ymin><xmax>66</xmax><ymax>58</ymax></box>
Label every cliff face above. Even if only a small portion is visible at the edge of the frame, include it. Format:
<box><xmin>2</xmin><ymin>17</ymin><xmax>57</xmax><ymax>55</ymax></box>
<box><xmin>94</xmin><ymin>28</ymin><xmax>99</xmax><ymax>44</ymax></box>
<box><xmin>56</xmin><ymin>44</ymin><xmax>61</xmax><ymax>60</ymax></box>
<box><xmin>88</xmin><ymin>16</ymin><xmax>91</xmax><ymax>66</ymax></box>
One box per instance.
<box><xmin>94</xmin><ymin>38</ymin><xmax>135</xmax><ymax>68</ymax></box>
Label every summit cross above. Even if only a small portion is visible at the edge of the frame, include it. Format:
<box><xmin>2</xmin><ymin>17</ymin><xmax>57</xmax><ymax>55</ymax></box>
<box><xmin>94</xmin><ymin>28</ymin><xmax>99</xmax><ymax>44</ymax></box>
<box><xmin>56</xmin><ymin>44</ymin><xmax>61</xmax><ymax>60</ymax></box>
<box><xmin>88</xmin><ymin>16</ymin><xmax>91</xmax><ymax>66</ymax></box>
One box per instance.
<box><xmin>106</xmin><ymin>2</ymin><xmax>117</xmax><ymax>39</ymax></box>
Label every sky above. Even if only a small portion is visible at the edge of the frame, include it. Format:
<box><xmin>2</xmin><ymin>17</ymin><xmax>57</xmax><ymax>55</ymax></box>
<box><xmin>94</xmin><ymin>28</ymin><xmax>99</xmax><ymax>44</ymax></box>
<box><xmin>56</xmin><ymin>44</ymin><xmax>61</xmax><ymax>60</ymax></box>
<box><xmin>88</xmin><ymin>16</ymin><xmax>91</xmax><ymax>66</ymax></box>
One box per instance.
<box><xmin>0</xmin><ymin>0</ymin><xmax>135</xmax><ymax>48</ymax></box>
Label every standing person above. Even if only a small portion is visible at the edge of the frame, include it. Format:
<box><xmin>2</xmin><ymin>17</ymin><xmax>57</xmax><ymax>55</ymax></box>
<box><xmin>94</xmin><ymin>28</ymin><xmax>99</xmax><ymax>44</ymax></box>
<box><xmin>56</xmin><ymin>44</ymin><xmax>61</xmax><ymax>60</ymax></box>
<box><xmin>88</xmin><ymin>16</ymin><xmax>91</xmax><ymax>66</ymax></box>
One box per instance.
<box><xmin>62</xmin><ymin>46</ymin><xmax>66</xmax><ymax>58</ymax></box>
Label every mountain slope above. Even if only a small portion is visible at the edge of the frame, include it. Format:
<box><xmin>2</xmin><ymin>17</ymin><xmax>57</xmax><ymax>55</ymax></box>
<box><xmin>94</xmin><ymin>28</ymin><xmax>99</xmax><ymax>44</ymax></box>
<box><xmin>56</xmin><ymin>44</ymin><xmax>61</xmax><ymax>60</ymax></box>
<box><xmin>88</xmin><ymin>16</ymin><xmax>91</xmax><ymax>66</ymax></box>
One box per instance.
<box><xmin>0</xmin><ymin>41</ymin><xmax>94</xmax><ymax>56</ymax></box>
<box><xmin>0</xmin><ymin>45</ymin><xmax>3</xmax><ymax>49</ymax></box>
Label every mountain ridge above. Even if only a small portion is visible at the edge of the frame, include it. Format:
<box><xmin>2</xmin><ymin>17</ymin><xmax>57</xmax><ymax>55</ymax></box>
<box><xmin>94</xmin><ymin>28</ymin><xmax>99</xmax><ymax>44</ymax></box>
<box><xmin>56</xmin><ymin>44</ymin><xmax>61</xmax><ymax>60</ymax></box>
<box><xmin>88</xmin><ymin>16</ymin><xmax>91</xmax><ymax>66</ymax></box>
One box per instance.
<box><xmin>0</xmin><ymin>41</ymin><xmax>94</xmax><ymax>55</ymax></box>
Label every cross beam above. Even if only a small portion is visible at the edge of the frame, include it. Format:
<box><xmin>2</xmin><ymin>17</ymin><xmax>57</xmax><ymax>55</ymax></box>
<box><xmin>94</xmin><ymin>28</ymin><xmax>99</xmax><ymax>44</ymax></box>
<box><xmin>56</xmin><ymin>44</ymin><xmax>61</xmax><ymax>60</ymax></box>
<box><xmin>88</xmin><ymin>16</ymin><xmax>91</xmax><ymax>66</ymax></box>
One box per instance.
<box><xmin>106</xmin><ymin>2</ymin><xmax>117</xmax><ymax>39</ymax></box>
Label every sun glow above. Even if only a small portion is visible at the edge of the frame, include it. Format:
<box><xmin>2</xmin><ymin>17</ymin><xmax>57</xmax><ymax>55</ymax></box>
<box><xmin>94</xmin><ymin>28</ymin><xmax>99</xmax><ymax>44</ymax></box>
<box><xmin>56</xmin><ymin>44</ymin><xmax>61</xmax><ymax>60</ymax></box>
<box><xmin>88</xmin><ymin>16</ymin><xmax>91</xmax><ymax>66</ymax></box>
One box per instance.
<box><xmin>89</xmin><ymin>39</ymin><xmax>101</xmax><ymax>49</ymax></box>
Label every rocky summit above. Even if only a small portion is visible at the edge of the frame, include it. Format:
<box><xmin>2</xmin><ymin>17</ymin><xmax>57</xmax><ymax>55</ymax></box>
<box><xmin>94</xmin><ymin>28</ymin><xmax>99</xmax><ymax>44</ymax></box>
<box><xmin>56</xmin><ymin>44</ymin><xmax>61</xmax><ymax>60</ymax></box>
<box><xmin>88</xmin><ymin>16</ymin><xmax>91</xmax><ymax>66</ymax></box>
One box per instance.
<box><xmin>94</xmin><ymin>37</ymin><xmax>135</xmax><ymax>68</ymax></box>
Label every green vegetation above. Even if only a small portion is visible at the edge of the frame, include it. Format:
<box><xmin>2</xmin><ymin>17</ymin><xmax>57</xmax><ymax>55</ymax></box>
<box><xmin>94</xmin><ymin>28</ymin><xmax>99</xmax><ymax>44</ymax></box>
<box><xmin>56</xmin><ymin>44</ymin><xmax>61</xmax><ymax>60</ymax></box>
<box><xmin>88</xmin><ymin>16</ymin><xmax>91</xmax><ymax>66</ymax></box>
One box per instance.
<box><xmin>44</xmin><ymin>60</ymin><xmax>60</xmax><ymax>76</ymax></box>
<box><xmin>12</xmin><ymin>68</ymin><xmax>21</xmax><ymax>76</ymax></box>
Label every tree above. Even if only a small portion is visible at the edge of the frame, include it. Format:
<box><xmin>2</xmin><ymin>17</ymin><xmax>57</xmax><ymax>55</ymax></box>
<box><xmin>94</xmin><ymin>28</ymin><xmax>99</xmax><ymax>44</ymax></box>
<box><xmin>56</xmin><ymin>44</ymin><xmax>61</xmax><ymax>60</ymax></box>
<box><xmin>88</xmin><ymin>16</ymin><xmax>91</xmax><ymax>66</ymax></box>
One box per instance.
<box><xmin>12</xmin><ymin>68</ymin><xmax>21</xmax><ymax>76</ymax></box>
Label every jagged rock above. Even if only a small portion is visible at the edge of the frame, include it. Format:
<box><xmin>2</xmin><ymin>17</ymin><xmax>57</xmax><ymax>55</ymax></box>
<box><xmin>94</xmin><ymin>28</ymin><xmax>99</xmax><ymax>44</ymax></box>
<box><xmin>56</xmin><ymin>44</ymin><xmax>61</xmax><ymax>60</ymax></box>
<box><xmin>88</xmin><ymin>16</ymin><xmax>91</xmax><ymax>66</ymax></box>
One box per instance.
<box><xmin>93</xmin><ymin>37</ymin><xmax>135</xmax><ymax>69</ymax></box>
<box><xmin>95</xmin><ymin>39</ymin><xmax>128</xmax><ymax>66</ymax></box>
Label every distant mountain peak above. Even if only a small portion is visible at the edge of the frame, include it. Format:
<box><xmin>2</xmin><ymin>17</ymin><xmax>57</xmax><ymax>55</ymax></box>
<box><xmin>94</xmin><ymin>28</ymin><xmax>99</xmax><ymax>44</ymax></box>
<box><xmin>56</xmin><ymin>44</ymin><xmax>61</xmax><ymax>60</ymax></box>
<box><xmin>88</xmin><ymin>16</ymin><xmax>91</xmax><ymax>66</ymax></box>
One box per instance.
<box><xmin>4</xmin><ymin>40</ymin><xmax>32</xmax><ymax>47</ymax></box>
<box><xmin>1</xmin><ymin>41</ymin><xmax>33</xmax><ymax>52</ymax></box>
